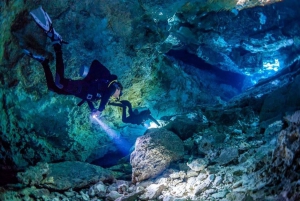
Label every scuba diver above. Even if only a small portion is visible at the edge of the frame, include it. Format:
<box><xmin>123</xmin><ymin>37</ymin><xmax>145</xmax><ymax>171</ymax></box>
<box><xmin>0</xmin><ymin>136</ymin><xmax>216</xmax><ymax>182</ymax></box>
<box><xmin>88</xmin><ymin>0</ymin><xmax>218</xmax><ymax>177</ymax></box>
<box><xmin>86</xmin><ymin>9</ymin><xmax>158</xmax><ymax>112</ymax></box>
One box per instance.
<box><xmin>24</xmin><ymin>6</ymin><xmax>122</xmax><ymax>117</ymax></box>
<box><xmin>108</xmin><ymin>100</ymin><xmax>160</xmax><ymax>126</ymax></box>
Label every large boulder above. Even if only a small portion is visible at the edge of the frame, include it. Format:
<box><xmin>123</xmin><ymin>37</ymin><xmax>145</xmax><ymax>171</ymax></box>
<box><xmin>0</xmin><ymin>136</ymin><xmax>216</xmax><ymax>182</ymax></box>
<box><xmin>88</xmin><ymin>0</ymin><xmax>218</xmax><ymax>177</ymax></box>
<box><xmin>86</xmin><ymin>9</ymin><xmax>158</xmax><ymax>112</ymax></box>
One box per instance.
<box><xmin>269</xmin><ymin>110</ymin><xmax>300</xmax><ymax>198</ymax></box>
<box><xmin>17</xmin><ymin>161</ymin><xmax>114</xmax><ymax>190</ymax></box>
<box><xmin>130</xmin><ymin>128</ymin><xmax>184</xmax><ymax>183</ymax></box>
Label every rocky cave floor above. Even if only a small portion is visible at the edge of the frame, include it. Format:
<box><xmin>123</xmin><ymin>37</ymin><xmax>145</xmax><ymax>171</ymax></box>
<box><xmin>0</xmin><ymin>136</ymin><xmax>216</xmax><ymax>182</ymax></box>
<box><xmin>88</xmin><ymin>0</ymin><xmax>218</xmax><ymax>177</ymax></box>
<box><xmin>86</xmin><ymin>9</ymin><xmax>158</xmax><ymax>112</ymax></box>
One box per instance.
<box><xmin>1</xmin><ymin>105</ymin><xmax>300</xmax><ymax>201</ymax></box>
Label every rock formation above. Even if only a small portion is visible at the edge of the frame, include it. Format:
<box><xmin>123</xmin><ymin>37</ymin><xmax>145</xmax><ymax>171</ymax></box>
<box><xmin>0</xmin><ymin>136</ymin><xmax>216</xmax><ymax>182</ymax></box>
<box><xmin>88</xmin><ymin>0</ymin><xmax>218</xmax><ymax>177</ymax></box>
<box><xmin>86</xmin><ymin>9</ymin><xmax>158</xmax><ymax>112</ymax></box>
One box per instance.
<box><xmin>130</xmin><ymin>128</ymin><xmax>184</xmax><ymax>183</ymax></box>
<box><xmin>1</xmin><ymin>0</ymin><xmax>300</xmax><ymax>200</ymax></box>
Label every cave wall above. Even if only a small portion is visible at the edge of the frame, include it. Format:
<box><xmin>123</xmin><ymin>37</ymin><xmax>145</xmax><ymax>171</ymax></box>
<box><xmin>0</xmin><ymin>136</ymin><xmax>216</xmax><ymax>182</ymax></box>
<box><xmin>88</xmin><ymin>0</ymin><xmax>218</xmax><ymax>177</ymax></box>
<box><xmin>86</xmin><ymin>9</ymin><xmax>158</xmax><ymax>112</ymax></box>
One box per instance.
<box><xmin>0</xmin><ymin>0</ymin><xmax>220</xmax><ymax>170</ymax></box>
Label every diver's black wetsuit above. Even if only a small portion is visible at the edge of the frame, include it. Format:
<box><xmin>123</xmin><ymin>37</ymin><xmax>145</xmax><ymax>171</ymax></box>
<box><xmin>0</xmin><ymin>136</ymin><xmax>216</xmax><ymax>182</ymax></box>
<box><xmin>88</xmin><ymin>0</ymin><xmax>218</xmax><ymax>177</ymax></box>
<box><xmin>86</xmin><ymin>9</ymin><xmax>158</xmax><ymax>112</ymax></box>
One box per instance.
<box><xmin>41</xmin><ymin>44</ymin><xmax>115</xmax><ymax>112</ymax></box>
<box><xmin>109</xmin><ymin>100</ymin><xmax>160</xmax><ymax>126</ymax></box>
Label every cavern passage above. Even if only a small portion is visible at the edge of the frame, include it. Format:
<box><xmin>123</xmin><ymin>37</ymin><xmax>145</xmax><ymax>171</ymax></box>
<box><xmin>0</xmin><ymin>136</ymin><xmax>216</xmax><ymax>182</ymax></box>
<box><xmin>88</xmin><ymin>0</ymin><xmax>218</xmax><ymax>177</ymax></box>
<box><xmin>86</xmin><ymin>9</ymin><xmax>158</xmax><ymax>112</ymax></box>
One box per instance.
<box><xmin>1</xmin><ymin>0</ymin><xmax>300</xmax><ymax>200</ymax></box>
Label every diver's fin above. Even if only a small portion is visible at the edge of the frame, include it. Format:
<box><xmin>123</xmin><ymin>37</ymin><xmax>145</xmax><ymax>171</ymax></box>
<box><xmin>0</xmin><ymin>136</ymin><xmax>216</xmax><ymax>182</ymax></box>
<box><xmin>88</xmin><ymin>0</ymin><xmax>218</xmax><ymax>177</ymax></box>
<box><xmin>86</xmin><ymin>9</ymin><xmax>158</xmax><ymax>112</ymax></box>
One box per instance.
<box><xmin>55</xmin><ymin>73</ymin><xmax>64</xmax><ymax>89</ymax></box>
<box><xmin>23</xmin><ymin>49</ymin><xmax>47</xmax><ymax>63</ymax></box>
<box><xmin>30</xmin><ymin>6</ymin><xmax>68</xmax><ymax>44</ymax></box>
<box><xmin>30</xmin><ymin>6</ymin><xmax>51</xmax><ymax>32</ymax></box>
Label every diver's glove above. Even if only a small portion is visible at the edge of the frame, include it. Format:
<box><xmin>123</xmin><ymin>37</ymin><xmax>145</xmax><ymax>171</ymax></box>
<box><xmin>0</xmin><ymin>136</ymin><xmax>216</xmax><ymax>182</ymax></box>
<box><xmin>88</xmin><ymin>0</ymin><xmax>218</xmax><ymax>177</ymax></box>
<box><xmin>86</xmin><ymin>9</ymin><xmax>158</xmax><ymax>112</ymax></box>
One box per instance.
<box><xmin>91</xmin><ymin>109</ymin><xmax>102</xmax><ymax>118</ymax></box>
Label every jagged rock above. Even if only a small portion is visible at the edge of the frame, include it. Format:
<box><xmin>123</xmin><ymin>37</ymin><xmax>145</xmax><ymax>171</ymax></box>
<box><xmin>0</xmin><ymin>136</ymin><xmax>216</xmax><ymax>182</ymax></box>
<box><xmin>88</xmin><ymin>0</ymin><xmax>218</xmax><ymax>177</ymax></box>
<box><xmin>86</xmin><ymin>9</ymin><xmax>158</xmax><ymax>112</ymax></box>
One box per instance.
<box><xmin>212</xmin><ymin>175</ymin><xmax>223</xmax><ymax>186</ymax></box>
<box><xmin>284</xmin><ymin>110</ymin><xmax>300</xmax><ymax>124</ymax></box>
<box><xmin>195</xmin><ymin>136</ymin><xmax>214</xmax><ymax>155</ymax></box>
<box><xmin>165</xmin><ymin>113</ymin><xmax>209</xmax><ymax>140</ymax></box>
<box><xmin>269</xmin><ymin>113</ymin><xmax>300</xmax><ymax>197</ymax></box>
<box><xmin>115</xmin><ymin>190</ymin><xmax>144</xmax><ymax>201</ymax></box>
<box><xmin>130</xmin><ymin>128</ymin><xmax>184</xmax><ymax>183</ymax></box>
<box><xmin>106</xmin><ymin>191</ymin><xmax>123</xmax><ymax>201</ymax></box>
<box><xmin>186</xmin><ymin>170</ymin><xmax>198</xmax><ymax>178</ymax></box>
<box><xmin>118</xmin><ymin>183</ymin><xmax>129</xmax><ymax>194</ymax></box>
<box><xmin>140</xmin><ymin>183</ymin><xmax>166</xmax><ymax>200</ymax></box>
<box><xmin>216</xmin><ymin>147</ymin><xmax>239</xmax><ymax>165</ymax></box>
<box><xmin>20</xmin><ymin>186</ymin><xmax>50</xmax><ymax>200</ymax></box>
<box><xmin>196</xmin><ymin>172</ymin><xmax>208</xmax><ymax>182</ymax></box>
<box><xmin>226</xmin><ymin>192</ymin><xmax>247</xmax><ymax>201</ymax></box>
<box><xmin>88</xmin><ymin>181</ymin><xmax>107</xmax><ymax>197</ymax></box>
<box><xmin>169</xmin><ymin>171</ymin><xmax>186</xmax><ymax>180</ymax></box>
<box><xmin>187</xmin><ymin>158</ymin><xmax>209</xmax><ymax>172</ymax></box>
<box><xmin>18</xmin><ymin>161</ymin><xmax>113</xmax><ymax>191</ymax></box>
<box><xmin>194</xmin><ymin>174</ymin><xmax>214</xmax><ymax>195</ymax></box>
<box><xmin>80</xmin><ymin>191</ymin><xmax>90</xmax><ymax>201</ymax></box>
<box><xmin>17</xmin><ymin>162</ymin><xmax>49</xmax><ymax>186</ymax></box>
<box><xmin>211</xmin><ymin>190</ymin><xmax>228</xmax><ymax>199</ymax></box>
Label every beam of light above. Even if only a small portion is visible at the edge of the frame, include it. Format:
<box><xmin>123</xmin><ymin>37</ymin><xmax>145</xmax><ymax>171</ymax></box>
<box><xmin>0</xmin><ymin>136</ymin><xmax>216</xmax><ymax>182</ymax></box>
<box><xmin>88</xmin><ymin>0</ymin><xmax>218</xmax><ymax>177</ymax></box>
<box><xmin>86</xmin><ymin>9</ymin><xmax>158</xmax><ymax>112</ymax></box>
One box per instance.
<box><xmin>92</xmin><ymin>115</ymin><xmax>131</xmax><ymax>155</ymax></box>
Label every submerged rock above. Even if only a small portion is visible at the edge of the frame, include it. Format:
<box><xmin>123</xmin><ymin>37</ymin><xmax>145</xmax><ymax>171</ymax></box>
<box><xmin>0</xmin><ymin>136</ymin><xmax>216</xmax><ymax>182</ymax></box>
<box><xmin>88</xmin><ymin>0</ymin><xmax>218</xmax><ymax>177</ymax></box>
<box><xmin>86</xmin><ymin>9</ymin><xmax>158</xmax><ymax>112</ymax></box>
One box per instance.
<box><xmin>18</xmin><ymin>161</ymin><xmax>113</xmax><ymax>190</ymax></box>
<box><xmin>17</xmin><ymin>162</ymin><xmax>49</xmax><ymax>186</ymax></box>
<box><xmin>164</xmin><ymin>112</ymin><xmax>209</xmax><ymax>140</ymax></box>
<box><xmin>130</xmin><ymin>128</ymin><xmax>184</xmax><ymax>183</ymax></box>
<box><xmin>216</xmin><ymin>147</ymin><xmax>239</xmax><ymax>165</ymax></box>
<box><xmin>187</xmin><ymin>158</ymin><xmax>209</xmax><ymax>172</ymax></box>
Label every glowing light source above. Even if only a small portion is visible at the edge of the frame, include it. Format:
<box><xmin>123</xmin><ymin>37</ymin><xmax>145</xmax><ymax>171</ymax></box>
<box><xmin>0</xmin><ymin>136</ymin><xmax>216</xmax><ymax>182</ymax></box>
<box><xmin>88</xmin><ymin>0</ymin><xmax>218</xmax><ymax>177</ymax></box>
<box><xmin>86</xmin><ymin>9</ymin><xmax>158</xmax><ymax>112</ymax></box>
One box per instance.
<box><xmin>146</xmin><ymin>121</ymin><xmax>162</xmax><ymax>129</ymax></box>
<box><xmin>263</xmin><ymin>59</ymin><xmax>280</xmax><ymax>72</ymax></box>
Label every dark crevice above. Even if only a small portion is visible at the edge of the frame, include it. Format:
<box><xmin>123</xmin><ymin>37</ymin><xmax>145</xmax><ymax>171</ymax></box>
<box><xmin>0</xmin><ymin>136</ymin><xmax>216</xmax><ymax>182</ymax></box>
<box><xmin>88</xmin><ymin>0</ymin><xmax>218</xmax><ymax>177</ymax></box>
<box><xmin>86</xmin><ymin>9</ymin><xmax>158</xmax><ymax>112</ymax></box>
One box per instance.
<box><xmin>0</xmin><ymin>138</ymin><xmax>18</xmax><ymax>186</ymax></box>
<box><xmin>2</xmin><ymin>94</ymin><xmax>10</xmax><ymax>132</ymax></box>
<box><xmin>91</xmin><ymin>150</ymin><xmax>130</xmax><ymax>168</ymax></box>
<box><xmin>165</xmin><ymin>49</ymin><xmax>246</xmax><ymax>92</ymax></box>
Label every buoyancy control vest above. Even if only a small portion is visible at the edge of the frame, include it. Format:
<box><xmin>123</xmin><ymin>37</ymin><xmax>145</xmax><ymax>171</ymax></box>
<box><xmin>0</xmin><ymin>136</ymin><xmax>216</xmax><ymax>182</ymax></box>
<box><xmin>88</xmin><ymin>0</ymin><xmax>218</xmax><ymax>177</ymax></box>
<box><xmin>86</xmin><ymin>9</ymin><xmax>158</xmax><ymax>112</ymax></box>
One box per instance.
<box><xmin>77</xmin><ymin>60</ymin><xmax>118</xmax><ymax>106</ymax></box>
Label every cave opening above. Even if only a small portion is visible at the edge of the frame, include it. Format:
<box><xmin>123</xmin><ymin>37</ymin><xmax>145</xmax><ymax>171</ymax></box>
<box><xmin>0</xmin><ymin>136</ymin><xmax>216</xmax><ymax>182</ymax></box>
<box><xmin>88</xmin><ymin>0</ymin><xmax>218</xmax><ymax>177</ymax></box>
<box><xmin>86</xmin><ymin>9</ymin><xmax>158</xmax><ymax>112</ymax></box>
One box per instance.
<box><xmin>166</xmin><ymin>49</ymin><xmax>247</xmax><ymax>93</ymax></box>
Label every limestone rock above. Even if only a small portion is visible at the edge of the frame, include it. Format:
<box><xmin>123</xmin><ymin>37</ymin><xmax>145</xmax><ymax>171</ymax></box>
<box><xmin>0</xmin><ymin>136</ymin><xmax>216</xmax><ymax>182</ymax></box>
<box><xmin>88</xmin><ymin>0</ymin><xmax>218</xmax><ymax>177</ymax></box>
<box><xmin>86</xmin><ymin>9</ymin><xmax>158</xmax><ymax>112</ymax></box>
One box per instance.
<box><xmin>115</xmin><ymin>190</ymin><xmax>144</xmax><ymax>201</ymax></box>
<box><xmin>165</xmin><ymin>113</ymin><xmax>209</xmax><ymax>140</ymax></box>
<box><xmin>187</xmin><ymin>158</ymin><xmax>209</xmax><ymax>172</ymax></box>
<box><xmin>140</xmin><ymin>183</ymin><xmax>166</xmax><ymax>200</ymax></box>
<box><xmin>88</xmin><ymin>181</ymin><xmax>107</xmax><ymax>197</ymax></box>
<box><xmin>284</xmin><ymin>110</ymin><xmax>300</xmax><ymax>124</ymax></box>
<box><xmin>130</xmin><ymin>128</ymin><xmax>184</xmax><ymax>183</ymax></box>
<box><xmin>216</xmin><ymin>147</ymin><xmax>239</xmax><ymax>165</ymax></box>
<box><xmin>270</xmin><ymin>115</ymin><xmax>300</xmax><ymax>196</ymax></box>
<box><xmin>196</xmin><ymin>136</ymin><xmax>214</xmax><ymax>155</ymax></box>
<box><xmin>19</xmin><ymin>161</ymin><xmax>113</xmax><ymax>190</ymax></box>
<box><xmin>194</xmin><ymin>175</ymin><xmax>214</xmax><ymax>195</ymax></box>
<box><xmin>20</xmin><ymin>186</ymin><xmax>50</xmax><ymax>200</ymax></box>
<box><xmin>106</xmin><ymin>191</ymin><xmax>122</xmax><ymax>201</ymax></box>
<box><xmin>17</xmin><ymin>162</ymin><xmax>49</xmax><ymax>186</ymax></box>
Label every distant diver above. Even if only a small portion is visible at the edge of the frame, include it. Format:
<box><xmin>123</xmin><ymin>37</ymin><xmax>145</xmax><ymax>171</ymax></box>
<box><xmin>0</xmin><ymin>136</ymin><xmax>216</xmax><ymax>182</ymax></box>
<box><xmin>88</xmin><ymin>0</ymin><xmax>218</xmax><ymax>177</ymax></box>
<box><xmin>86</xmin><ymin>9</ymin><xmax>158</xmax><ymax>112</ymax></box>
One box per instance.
<box><xmin>24</xmin><ymin>6</ymin><xmax>122</xmax><ymax>117</ymax></box>
<box><xmin>109</xmin><ymin>100</ymin><xmax>160</xmax><ymax>126</ymax></box>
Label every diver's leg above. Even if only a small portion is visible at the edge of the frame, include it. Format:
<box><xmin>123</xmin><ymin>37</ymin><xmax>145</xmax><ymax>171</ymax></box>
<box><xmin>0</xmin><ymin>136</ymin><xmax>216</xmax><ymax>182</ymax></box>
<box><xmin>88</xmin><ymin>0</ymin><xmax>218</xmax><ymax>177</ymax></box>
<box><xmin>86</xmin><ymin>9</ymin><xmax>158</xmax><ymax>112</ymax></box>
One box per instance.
<box><xmin>41</xmin><ymin>59</ymin><xmax>56</xmax><ymax>91</ymax></box>
<box><xmin>53</xmin><ymin>43</ymin><xmax>66</xmax><ymax>89</ymax></box>
<box><xmin>120</xmin><ymin>100</ymin><xmax>134</xmax><ymax>115</ymax></box>
<box><xmin>40</xmin><ymin>59</ymin><xmax>68</xmax><ymax>94</ymax></box>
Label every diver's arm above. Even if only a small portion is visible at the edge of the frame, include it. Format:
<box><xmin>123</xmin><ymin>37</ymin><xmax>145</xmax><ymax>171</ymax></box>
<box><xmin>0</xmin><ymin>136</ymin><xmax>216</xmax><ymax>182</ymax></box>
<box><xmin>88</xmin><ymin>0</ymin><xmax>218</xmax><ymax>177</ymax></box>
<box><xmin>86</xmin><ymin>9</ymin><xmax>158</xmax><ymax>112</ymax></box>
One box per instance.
<box><xmin>108</xmin><ymin>101</ymin><xmax>124</xmax><ymax>107</ymax></box>
<box><xmin>108</xmin><ymin>101</ymin><xmax>131</xmax><ymax>123</ymax></box>
<box><xmin>98</xmin><ymin>92</ymin><xmax>110</xmax><ymax>112</ymax></box>
<box><xmin>87</xmin><ymin>100</ymin><xmax>95</xmax><ymax>111</ymax></box>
